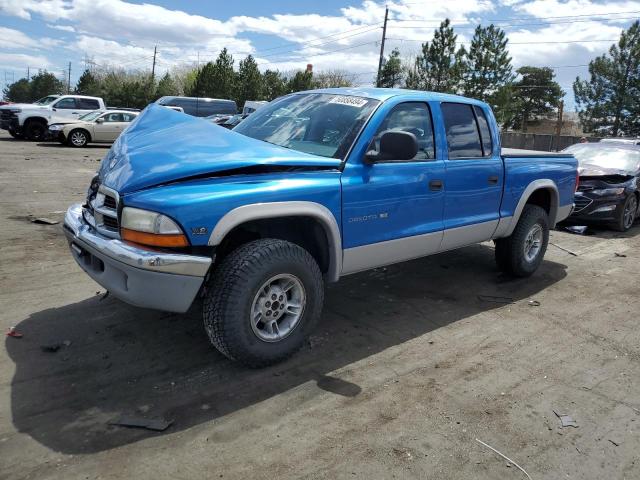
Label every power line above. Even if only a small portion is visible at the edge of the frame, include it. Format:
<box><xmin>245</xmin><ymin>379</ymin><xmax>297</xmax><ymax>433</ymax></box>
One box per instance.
<box><xmin>389</xmin><ymin>9</ymin><xmax>640</xmax><ymax>23</ymax></box>
<box><xmin>387</xmin><ymin>16</ymin><xmax>640</xmax><ymax>29</ymax></box>
<box><xmin>386</xmin><ymin>38</ymin><xmax>619</xmax><ymax>45</ymax></box>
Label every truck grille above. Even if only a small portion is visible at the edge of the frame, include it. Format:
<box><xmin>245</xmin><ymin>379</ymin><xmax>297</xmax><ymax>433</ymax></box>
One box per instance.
<box><xmin>0</xmin><ymin>110</ymin><xmax>17</xmax><ymax>121</ymax></box>
<box><xmin>573</xmin><ymin>195</ymin><xmax>593</xmax><ymax>213</ymax></box>
<box><xmin>84</xmin><ymin>184</ymin><xmax>120</xmax><ymax>239</ymax></box>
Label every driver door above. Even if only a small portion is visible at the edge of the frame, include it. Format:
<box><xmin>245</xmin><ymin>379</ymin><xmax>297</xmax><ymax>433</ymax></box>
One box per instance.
<box><xmin>341</xmin><ymin>102</ymin><xmax>445</xmax><ymax>273</ymax></box>
<box><xmin>51</xmin><ymin>98</ymin><xmax>80</xmax><ymax>122</ymax></box>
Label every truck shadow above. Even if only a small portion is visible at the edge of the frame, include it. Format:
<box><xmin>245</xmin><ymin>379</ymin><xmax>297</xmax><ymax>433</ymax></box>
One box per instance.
<box><xmin>6</xmin><ymin>243</ymin><xmax>567</xmax><ymax>454</ymax></box>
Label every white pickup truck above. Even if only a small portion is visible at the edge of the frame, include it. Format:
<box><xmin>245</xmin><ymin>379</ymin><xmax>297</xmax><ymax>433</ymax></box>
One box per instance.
<box><xmin>0</xmin><ymin>94</ymin><xmax>105</xmax><ymax>140</ymax></box>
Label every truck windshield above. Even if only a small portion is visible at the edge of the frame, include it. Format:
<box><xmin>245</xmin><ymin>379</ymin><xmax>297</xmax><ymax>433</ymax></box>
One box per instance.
<box><xmin>33</xmin><ymin>96</ymin><xmax>59</xmax><ymax>105</ymax></box>
<box><xmin>233</xmin><ymin>93</ymin><xmax>379</xmax><ymax>159</ymax></box>
<box><xmin>79</xmin><ymin>110</ymin><xmax>104</xmax><ymax>121</ymax></box>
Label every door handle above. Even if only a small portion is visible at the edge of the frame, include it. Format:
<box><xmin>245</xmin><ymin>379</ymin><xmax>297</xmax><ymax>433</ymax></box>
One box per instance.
<box><xmin>488</xmin><ymin>175</ymin><xmax>499</xmax><ymax>185</ymax></box>
<box><xmin>429</xmin><ymin>179</ymin><xmax>443</xmax><ymax>191</ymax></box>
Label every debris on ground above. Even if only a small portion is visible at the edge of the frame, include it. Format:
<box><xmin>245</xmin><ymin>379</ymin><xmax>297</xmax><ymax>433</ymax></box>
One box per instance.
<box><xmin>30</xmin><ymin>217</ymin><xmax>59</xmax><ymax>225</ymax></box>
<box><xmin>528</xmin><ymin>300</ymin><xmax>541</xmax><ymax>307</ymax></box>
<box><xmin>40</xmin><ymin>340</ymin><xmax>71</xmax><ymax>353</ymax></box>
<box><xmin>553</xmin><ymin>410</ymin><xmax>578</xmax><ymax>428</ymax></box>
<box><xmin>6</xmin><ymin>326</ymin><xmax>23</xmax><ymax>338</ymax></box>
<box><xmin>614</xmin><ymin>252</ymin><xmax>627</xmax><ymax>258</ymax></box>
<box><xmin>550</xmin><ymin>242</ymin><xmax>579</xmax><ymax>256</ymax></box>
<box><xmin>478</xmin><ymin>295</ymin><xmax>514</xmax><ymax>304</ymax></box>
<box><xmin>109</xmin><ymin>415</ymin><xmax>173</xmax><ymax>432</ymax></box>
<box><xmin>608</xmin><ymin>439</ymin><xmax>620</xmax><ymax>447</ymax></box>
<box><xmin>475</xmin><ymin>438</ymin><xmax>532</xmax><ymax>480</ymax></box>
<box><xmin>564</xmin><ymin>225</ymin><xmax>589</xmax><ymax>235</ymax></box>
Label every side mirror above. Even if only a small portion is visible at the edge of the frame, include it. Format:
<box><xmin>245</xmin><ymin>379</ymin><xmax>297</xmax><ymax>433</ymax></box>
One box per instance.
<box><xmin>96</xmin><ymin>118</ymin><xmax>104</xmax><ymax>124</ymax></box>
<box><xmin>365</xmin><ymin>130</ymin><xmax>418</xmax><ymax>163</ymax></box>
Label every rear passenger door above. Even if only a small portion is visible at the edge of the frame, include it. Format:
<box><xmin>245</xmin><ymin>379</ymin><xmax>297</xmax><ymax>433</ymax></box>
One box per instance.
<box><xmin>93</xmin><ymin>112</ymin><xmax>124</xmax><ymax>142</ymax></box>
<box><xmin>440</xmin><ymin>102</ymin><xmax>503</xmax><ymax>250</ymax></box>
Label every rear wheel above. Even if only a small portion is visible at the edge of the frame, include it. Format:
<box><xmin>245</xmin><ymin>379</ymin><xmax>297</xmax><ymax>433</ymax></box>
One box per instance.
<box><xmin>203</xmin><ymin>239</ymin><xmax>324</xmax><ymax>367</ymax></box>
<box><xmin>612</xmin><ymin>194</ymin><xmax>638</xmax><ymax>232</ymax></box>
<box><xmin>24</xmin><ymin>121</ymin><xmax>47</xmax><ymax>141</ymax></box>
<box><xmin>68</xmin><ymin>129</ymin><xmax>89</xmax><ymax>147</ymax></box>
<box><xmin>494</xmin><ymin>205</ymin><xmax>549</xmax><ymax>277</ymax></box>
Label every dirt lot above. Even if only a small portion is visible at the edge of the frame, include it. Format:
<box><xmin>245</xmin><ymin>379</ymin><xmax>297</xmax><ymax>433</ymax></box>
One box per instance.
<box><xmin>0</xmin><ymin>129</ymin><xmax>639</xmax><ymax>480</ymax></box>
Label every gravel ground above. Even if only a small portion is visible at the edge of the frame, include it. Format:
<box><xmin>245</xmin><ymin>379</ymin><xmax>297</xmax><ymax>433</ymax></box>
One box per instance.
<box><xmin>1</xmin><ymin>130</ymin><xmax>639</xmax><ymax>480</ymax></box>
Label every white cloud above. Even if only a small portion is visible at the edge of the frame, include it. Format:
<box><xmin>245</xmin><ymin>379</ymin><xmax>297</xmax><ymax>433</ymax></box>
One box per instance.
<box><xmin>47</xmin><ymin>23</ymin><xmax>76</xmax><ymax>32</ymax></box>
<box><xmin>510</xmin><ymin>0</ymin><xmax>640</xmax><ymax>18</ymax></box>
<box><xmin>0</xmin><ymin>27</ymin><xmax>40</xmax><ymax>50</ymax></box>
<box><xmin>0</xmin><ymin>52</ymin><xmax>51</xmax><ymax>69</ymax></box>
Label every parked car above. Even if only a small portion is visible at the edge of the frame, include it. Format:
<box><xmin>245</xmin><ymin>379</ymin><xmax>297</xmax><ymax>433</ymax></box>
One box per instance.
<box><xmin>154</xmin><ymin>96</ymin><xmax>237</xmax><ymax>117</ymax></box>
<box><xmin>242</xmin><ymin>100</ymin><xmax>268</xmax><ymax>115</ymax></box>
<box><xmin>64</xmin><ymin>88</ymin><xmax>577</xmax><ymax>366</ymax></box>
<box><xmin>599</xmin><ymin>138</ymin><xmax>640</xmax><ymax>146</ymax></box>
<box><xmin>219</xmin><ymin>113</ymin><xmax>247</xmax><ymax>129</ymax></box>
<box><xmin>160</xmin><ymin>105</ymin><xmax>184</xmax><ymax>113</ymax></box>
<box><xmin>49</xmin><ymin>110</ymin><xmax>139</xmax><ymax>147</ymax></box>
<box><xmin>0</xmin><ymin>94</ymin><xmax>105</xmax><ymax>140</ymax></box>
<box><xmin>563</xmin><ymin>142</ymin><xmax>640</xmax><ymax>231</ymax></box>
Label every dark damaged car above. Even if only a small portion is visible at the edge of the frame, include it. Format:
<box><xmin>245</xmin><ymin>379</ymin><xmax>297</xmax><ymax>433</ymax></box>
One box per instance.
<box><xmin>565</xmin><ymin>142</ymin><xmax>640</xmax><ymax>231</ymax></box>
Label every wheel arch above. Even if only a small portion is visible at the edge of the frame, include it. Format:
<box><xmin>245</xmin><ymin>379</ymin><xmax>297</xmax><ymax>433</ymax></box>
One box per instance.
<box><xmin>209</xmin><ymin>202</ymin><xmax>342</xmax><ymax>282</ymax></box>
<box><xmin>495</xmin><ymin>180</ymin><xmax>560</xmax><ymax>238</ymax></box>
<box><xmin>24</xmin><ymin>116</ymin><xmax>48</xmax><ymax>126</ymax></box>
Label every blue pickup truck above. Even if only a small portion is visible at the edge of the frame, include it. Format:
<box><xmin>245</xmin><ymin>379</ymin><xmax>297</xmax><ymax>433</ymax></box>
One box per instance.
<box><xmin>64</xmin><ymin>88</ymin><xmax>577</xmax><ymax>366</ymax></box>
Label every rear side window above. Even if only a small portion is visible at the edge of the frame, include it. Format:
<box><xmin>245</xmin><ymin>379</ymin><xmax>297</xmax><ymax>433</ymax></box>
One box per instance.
<box><xmin>77</xmin><ymin>98</ymin><xmax>100</xmax><ymax>110</ymax></box>
<box><xmin>441</xmin><ymin>103</ymin><xmax>483</xmax><ymax>159</ymax></box>
<box><xmin>474</xmin><ymin>105</ymin><xmax>493</xmax><ymax>156</ymax></box>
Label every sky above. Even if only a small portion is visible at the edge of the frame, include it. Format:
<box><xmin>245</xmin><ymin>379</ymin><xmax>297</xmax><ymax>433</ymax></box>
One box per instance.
<box><xmin>0</xmin><ymin>0</ymin><xmax>639</xmax><ymax>110</ymax></box>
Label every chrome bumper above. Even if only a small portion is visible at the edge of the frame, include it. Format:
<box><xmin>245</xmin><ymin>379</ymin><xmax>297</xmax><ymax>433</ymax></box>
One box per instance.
<box><xmin>64</xmin><ymin>203</ymin><xmax>212</xmax><ymax>312</ymax></box>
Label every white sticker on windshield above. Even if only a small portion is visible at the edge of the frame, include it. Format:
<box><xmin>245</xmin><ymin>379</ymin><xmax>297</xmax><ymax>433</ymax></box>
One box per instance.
<box><xmin>328</xmin><ymin>96</ymin><xmax>368</xmax><ymax>107</ymax></box>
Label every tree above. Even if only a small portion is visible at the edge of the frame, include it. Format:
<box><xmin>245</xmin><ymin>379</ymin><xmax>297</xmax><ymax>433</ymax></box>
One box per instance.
<box><xmin>211</xmin><ymin>48</ymin><xmax>235</xmax><ymax>99</ymax></box>
<box><xmin>378</xmin><ymin>48</ymin><xmax>403</xmax><ymax>88</ymax></box>
<box><xmin>511</xmin><ymin>66</ymin><xmax>564</xmax><ymax>132</ymax></box>
<box><xmin>574</xmin><ymin>21</ymin><xmax>640</xmax><ymax>136</ymax></box>
<box><xmin>235</xmin><ymin>55</ymin><xmax>263</xmax><ymax>107</ymax></box>
<box><xmin>407</xmin><ymin>19</ymin><xmax>467</xmax><ymax>93</ymax></box>
<box><xmin>463</xmin><ymin>25</ymin><xmax>514</xmax><ymax>110</ymax></box>
<box><xmin>313</xmin><ymin>70</ymin><xmax>355</xmax><ymax>88</ymax></box>
<box><xmin>287</xmin><ymin>70</ymin><xmax>313</xmax><ymax>92</ymax></box>
<box><xmin>155</xmin><ymin>72</ymin><xmax>179</xmax><ymax>98</ymax></box>
<box><xmin>189</xmin><ymin>62</ymin><xmax>216</xmax><ymax>98</ymax></box>
<box><xmin>75</xmin><ymin>69</ymin><xmax>101</xmax><ymax>96</ymax></box>
<box><xmin>29</xmin><ymin>70</ymin><xmax>65</xmax><ymax>100</ymax></box>
<box><xmin>3</xmin><ymin>78</ymin><xmax>31</xmax><ymax>102</ymax></box>
<box><xmin>263</xmin><ymin>69</ymin><xmax>287</xmax><ymax>100</ymax></box>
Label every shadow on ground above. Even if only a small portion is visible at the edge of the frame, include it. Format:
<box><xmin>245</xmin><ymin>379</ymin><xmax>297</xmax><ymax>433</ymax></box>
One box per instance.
<box><xmin>36</xmin><ymin>142</ymin><xmax>110</xmax><ymax>149</ymax></box>
<box><xmin>6</xmin><ymin>244</ymin><xmax>567</xmax><ymax>454</ymax></box>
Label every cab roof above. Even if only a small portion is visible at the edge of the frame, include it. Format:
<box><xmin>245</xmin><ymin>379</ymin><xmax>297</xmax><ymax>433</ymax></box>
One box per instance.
<box><xmin>293</xmin><ymin>87</ymin><xmax>485</xmax><ymax>105</ymax></box>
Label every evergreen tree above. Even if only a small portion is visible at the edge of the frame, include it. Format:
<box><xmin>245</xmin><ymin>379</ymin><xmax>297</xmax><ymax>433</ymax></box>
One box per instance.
<box><xmin>378</xmin><ymin>48</ymin><xmax>403</xmax><ymax>88</ymax></box>
<box><xmin>262</xmin><ymin>70</ymin><xmax>287</xmax><ymax>100</ymax></box>
<box><xmin>287</xmin><ymin>70</ymin><xmax>313</xmax><ymax>92</ymax></box>
<box><xmin>463</xmin><ymin>25</ymin><xmax>514</xmax><ymax>104</ymax></box>
<box><xmin>189</xmin><ymin>62</ymin><xmax>216</xmax><ymax>97</ymax></box>
<box><xmin>155</xmin><ymin>72</ymin><xmax>179</xmax><ymax>98</ymax></box>
<box><xmin>235</xmin><ymin>55</ymin><xmax>263</xmax><ymax>107</ymax></box>
<box><xmin>2</xmin><ymin>78</ymin><xmax>31</xmax><ymax>102</ymax></box>
<box><xmin>574</xmin><ymin>21</ymin><xmax>640</xmax><ymax>136</ymax></box>
<box><xmin>211</xmin><ymin>48</ymin><xmax>235</xmax><ymax>99</ymax></box>
<box><xmin>511</xmin><ymin>66</ymin><xmax>564</xmax><ymax>132</ymax></box>
<box><xmin>29</xmin><ymin>70</ymin><xmax>65</xmax><ymax>100</ymax></box>
<box><xmin>75</xmin><ymin>69</ymin><xmax>101</xmax><ymax>96</ymax></box>
<box><xmin>408</xmin><ymin>19</ymin><xmax>467</xmax><ymax>93</ymax></box>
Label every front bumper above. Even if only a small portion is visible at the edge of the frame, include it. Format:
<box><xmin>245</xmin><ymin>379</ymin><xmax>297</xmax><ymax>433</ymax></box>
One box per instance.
<box><xmin>567</xmin><ymin>193</ymin><xmax>625</xmax><ymax>223</ymax></box>
<box><xmin>0</xmin><ymin>117</ymin><xmax>20</xmax><ymax>131</ymax></box>
<box><xmin>64</xmin><ymin>203</ymin><xmax>212</xmax><ymax>312</ymax></box>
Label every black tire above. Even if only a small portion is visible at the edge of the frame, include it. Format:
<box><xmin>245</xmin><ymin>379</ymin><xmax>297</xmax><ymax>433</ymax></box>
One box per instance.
<box><xmin>494</xmin><ymin>205</ymin><xmax>549</xmax><ymax>277</ymax></box>
<box><xmin>67</xmin><ymin>129</ymin><xmax>89</xmax><ymax>147</ymax></box>
<box><xmin>612</xmin><ymin>194</ymin><xmax>638</xmax><ymax>232</ymax></box>
<box><xmin>203</xmin><ymin>239</ymin><xmax>324</xmax><ymax>367</ymax></box>
<box><xmin>24</xmin><ymin>121</ymin><xmax>47</xmax><ymax>141</ymax></box>
<box><xmin>8</xmin><ymin>128</ymin><xmax>23</xmax><ymax>139</ymax></box>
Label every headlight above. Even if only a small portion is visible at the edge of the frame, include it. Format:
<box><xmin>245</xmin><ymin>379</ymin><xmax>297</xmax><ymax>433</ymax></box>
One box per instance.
<box><xmin>48</xmin><ymin>124</ymin><xmax>63</xmax><ymax>131</ymax></box>
<box><xmin>120</xmin><ymin>207</ymin><xmax>188</xmax><ymax>247</ymax></box>
<box><xmin>591</xmin><ymin>187</ymin><xmax>625</xmax><ymax>196</ymax></box>
<box><xmin>9</xmin><ymin>108</ymin><xmax>21</xmax><ymax>113</ymax></box>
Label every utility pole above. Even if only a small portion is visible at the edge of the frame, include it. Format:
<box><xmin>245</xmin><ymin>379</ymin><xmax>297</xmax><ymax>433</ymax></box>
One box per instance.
<box><xmin>67</xmin><ymin>62</ymin><xmax>71</xmax><ymax>93</ymax></box>
<box><xmin>27</xmin><ymin>67</ymin><xmax>30</xmax><ymax>80</ymax></box>
<box><xmin>375</xmin><ymin>6</ymin><xmax>389</xmax><ymax>88</ymax></box>
<box><xmin>151</xmin><ymin>45</ymin><xmax>157</xmax><ymax>83</ymax></box>
<box><xmin>554</xmin><ymin>100</ymin><xmax>564</xmax><ymax>151</ymax></box>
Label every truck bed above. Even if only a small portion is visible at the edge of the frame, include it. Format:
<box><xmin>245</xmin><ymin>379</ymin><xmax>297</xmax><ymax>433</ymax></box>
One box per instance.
<box><xmin>501</xmin><ymin>147</ymin><xmax>570</xmax><ymax>158</ymax></box>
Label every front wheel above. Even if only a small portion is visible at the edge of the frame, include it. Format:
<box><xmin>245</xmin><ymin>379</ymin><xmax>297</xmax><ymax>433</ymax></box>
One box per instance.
<box><xmin>612</xmin><ymin>194</ymin><xmax>638</xmax><ymax>232</ymax></box>
<box><xmin>495</xmin><ymin>205</ymin><xmax>549</xmax><ymax>277</ymax></box>
<box><xmin>203</xmin><ymin>239</ymin><xmax>324</xmax><ymax>367</ymax></box>
<box><xmin>8</xmin><ymin>128</ymin><xmax>23</xmax><ymax>139</ymax></box>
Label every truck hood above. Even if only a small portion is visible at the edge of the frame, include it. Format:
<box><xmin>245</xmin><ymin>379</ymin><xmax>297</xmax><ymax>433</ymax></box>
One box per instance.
<box><xmin>99</xmin><ymin>104</ymin><xmax>342</xmax><ymax>194</ymax></box>
<box><xmin>0</xmin><ymin>103</ymin><xmax>49</xmax><ymax>111</ymax></box>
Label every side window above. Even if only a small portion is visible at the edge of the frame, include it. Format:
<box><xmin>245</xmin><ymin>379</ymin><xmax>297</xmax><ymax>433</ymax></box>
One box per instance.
<box><xmin>474</xmin><ymin>105</ymin><xmax>493</xmax><ymax>156</ymax></box>
<box><xmin>103</xmin><ymin>113</ymin><xmax>123</xmax><ymax>122</ymax></box>
<box><xmin>372</xmin><ymin>102</ymin><xmax>435</xmax><ymax>160</ymax></box>
<box><xmin>122</xmin><ymin>113</ymin><xmax>136</xmax><ymax>122</ymax></box>
<box><xmin>441</xmin><ymin>102</ymin><xmax>483</xmax><ymax>159</ymax></box>
<box><xmin>77</xmin><ymin>98</ymin><xmax>100</xmax><ymax>109</ymax></box>
<box><xmin>54</xmin><ymin>98</ymin><xmax>77</xmax><ymax>110</ymax></box>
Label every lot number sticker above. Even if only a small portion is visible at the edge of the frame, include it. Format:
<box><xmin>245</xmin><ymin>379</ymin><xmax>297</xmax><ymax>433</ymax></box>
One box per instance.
<box><xmin>328</xmin><ymin>96</ymin><xmax>368</xmax><ymax>107</ymax></box>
